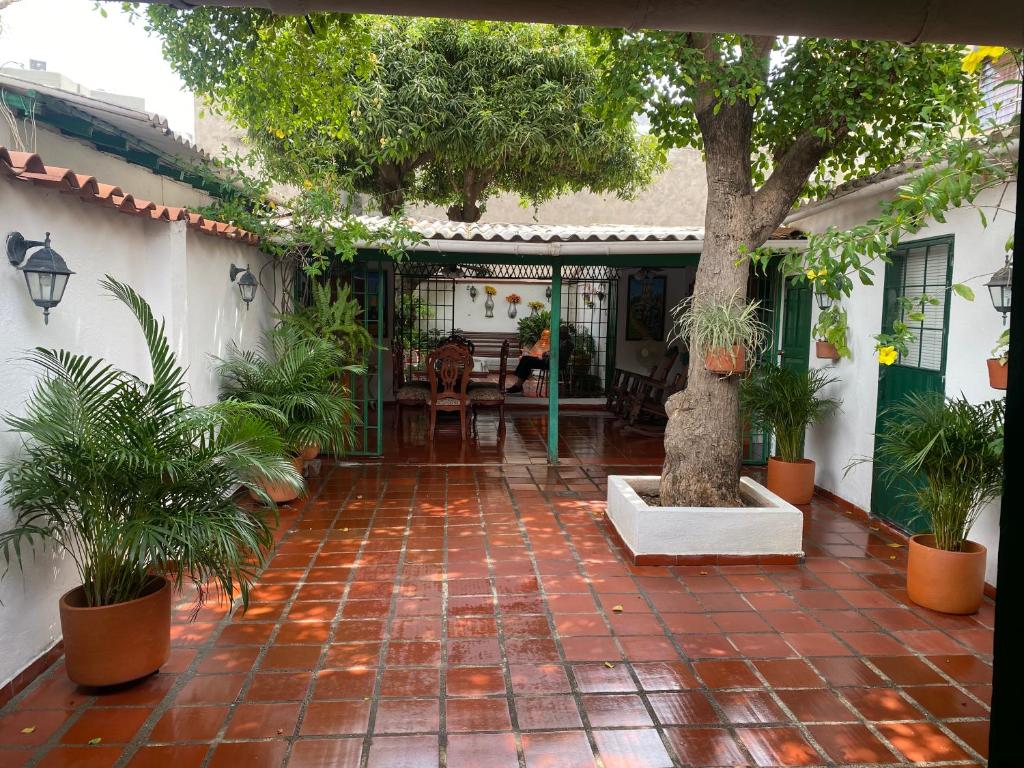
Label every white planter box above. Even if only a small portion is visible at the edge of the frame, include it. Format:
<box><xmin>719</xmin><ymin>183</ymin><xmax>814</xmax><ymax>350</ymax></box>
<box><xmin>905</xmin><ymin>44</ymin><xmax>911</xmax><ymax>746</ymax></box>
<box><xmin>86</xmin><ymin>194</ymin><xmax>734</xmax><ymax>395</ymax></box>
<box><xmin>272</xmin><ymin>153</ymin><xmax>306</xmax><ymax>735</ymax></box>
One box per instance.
<box><xmin>606</xmin><ymin>475</ymin><xmax>804</xmax><ymax>564</ymax></box>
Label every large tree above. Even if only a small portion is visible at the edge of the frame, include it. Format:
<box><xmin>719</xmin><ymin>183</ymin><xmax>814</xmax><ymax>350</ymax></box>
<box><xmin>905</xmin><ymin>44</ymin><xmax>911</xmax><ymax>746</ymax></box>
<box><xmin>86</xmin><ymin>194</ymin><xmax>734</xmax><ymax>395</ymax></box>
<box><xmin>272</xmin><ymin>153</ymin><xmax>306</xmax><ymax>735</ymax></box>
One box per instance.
<box><xmin>601</xmin><ymin>34</ymin><xmax>981</xmax><ymax>506</ymax></box>
<box><xmin>144</xmin><ymin>9</ymin><xmax>660</xmax><ymax>221</ymax></box>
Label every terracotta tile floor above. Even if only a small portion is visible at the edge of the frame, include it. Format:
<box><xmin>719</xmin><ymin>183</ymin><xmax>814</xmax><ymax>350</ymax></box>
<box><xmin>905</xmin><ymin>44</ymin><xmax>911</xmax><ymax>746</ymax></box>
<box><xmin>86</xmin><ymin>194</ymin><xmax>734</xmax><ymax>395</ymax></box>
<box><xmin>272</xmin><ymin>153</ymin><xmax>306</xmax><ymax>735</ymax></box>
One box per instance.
<box><xmin>0</xmin><ymin>413</ymin><xmax>993</xmax><ymax>766</ymax></box>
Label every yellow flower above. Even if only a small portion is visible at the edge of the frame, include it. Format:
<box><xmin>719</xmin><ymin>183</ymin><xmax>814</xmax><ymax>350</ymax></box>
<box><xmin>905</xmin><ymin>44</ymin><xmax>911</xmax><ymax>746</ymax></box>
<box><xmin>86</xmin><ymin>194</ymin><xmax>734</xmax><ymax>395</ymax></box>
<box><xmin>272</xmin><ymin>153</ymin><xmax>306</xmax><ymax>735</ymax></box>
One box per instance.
<box><xmin>962</xmin><ymin>46</ymin><xmax>1007</xmax><ymax>74</ymax></box>
<box><xmin>805</xmin><ymin>269</ymin><xmax>817</xmax><ymax>280</ymax></box>
<box><xmin>877</xmin><ymin>345</ymin><xmax>898</xmax><ymax>366</ymax></box>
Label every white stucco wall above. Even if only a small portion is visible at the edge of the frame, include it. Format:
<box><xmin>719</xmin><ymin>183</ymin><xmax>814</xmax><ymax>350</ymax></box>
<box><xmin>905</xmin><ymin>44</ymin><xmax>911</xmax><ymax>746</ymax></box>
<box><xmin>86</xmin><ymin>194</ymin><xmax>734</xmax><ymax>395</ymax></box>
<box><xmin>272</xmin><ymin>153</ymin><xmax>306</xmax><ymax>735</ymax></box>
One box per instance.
<box><xmin>789</xmin><ymin>182</ymin><xmax>1014</xmax><ymax>586</ymax></box>
<box><xmin>0</xmin><ymin>176</ymin><xmax>273</xmax><ymax>689</ymax></box>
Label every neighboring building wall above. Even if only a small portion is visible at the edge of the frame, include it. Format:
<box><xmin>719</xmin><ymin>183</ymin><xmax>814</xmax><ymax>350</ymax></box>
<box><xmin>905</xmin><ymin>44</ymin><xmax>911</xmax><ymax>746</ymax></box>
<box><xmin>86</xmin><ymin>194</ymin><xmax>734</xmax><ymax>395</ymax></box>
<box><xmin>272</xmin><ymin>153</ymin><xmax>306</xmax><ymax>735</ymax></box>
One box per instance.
<box><xmin>0</xmin><ymin>122</ymin><xmax>213</xmax><ymax>209</ymax></box>
<box><xmin>408</xmin><ymin>148</ymin><xmax>708</xmax><ymax>227</ymax></box>
<box><xmin>195</xmin><ymin>107</ymin><xmax>709</xmax><ymax>226</ymax></box>
<box><xmin>0</xmin><ymin>176</ymin><xmax>274</xmax><ymax>689</ymax></box>
<box><xmin>788</xmin><ymin>182</ymin><xmax>1014</xmax><ymax>586</ymax></box>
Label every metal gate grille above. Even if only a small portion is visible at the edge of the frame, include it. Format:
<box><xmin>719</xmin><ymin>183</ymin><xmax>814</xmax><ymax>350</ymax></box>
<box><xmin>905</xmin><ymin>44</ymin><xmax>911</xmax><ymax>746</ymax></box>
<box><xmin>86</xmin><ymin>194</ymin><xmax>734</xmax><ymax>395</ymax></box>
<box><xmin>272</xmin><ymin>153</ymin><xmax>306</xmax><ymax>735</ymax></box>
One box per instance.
<box><xmin>301</xmin><ymin>259</ymin><xmax>385</xmax><ymax>457</ymax></box>
<box><xmin>560</xmin><ymin>266</ymin><xmax>618</xmax><ymax>397</ymax></box>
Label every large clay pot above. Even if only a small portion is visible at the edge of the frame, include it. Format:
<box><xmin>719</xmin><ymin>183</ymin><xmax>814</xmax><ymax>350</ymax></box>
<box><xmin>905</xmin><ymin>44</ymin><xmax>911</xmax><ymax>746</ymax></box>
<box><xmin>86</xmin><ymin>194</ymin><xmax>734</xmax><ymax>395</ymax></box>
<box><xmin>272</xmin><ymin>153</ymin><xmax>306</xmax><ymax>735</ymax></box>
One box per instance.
<box><xmin>766</xmin><ymin>457</ymin><xmax>816</xmax><ymax>505</ymax></box>
<box><xmin>705</xmin><ymin>346</ymin><xmax>745</xmax><ymax>375</ymax></box>
<box><xmin>251</xmin><ymin>457</ymin><xmax>305</xmax><ymax>504</ymax></box>
<box><xmin>816</xmin><ymin>341</ymin><xmax>840</xmax><ymax>361</ymax></box>
<box><xmin>907</xmin><ymin>534</ymin><xmax>987</xmax><ymax>615</ymax></box>
<box><xmin>59</xmin><ymin>576</ymin><xmax>171</xmax><ymax>686</ymax></box>
<box><xmin>987</xmin><ymin>358</ymin><xmax>1008</xmax><ymax>390</ymax></box>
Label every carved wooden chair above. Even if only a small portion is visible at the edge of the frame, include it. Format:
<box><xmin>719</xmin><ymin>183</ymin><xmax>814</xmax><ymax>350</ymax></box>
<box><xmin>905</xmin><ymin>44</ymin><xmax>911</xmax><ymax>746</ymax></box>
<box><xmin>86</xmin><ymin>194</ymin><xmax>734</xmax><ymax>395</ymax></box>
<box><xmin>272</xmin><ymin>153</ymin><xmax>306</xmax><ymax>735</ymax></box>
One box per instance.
<box><xmin>391</xmin><ymin>340</ymin><xmax>430</xmax><ymax>429</ymax></box>
<box><xmin>626</xmin><ymin>368</ymin><xmax>688</xmax><ymax>425</ymax></box>
<box><xmin>426</xmin><ymin>342</ymin><xmax>474</xmax><ymax>439</ymax></box>
<box><xmin>468</xmin><ymin>338</ymin><xmax>510</xmax><ymax>430</ymax></box>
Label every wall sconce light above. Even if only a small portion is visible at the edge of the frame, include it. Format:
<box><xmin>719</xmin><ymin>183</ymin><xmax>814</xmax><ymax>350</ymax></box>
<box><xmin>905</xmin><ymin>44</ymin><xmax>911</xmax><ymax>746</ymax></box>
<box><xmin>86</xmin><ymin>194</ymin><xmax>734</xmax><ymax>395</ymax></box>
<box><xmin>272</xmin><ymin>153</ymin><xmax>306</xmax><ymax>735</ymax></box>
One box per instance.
<box><xmin>7</xmin><ymin>232</ymin><xmax>74</xmax><ymax>325</ymax></box>
<box><xmin>229</xmin><ymin>263</ymin><xmax>258</xmax><ymax>309</ymax></box>
<box><xmin>986</xmin><ymin>257</ymin><xmax>1012</xmax><ymax>321</ymax></box>
<box><xmin>814</xmin><ymin>284</ymin><xmax>835</xmax><ymax>311</ymax></box>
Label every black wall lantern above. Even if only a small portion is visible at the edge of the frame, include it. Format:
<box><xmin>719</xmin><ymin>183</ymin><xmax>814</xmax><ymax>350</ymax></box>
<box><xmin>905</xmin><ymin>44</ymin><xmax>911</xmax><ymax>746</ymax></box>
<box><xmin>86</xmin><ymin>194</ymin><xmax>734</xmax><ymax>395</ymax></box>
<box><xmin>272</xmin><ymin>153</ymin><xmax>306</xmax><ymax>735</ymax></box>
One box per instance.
<box><xmin>986</xmin><ymin>257</ymin><xmax>1012</xmax><ymax>321</ymax></box>
<box><xmin>229</xmin><ymin>263</ymin><xmax>258</xmax><ymax>309</ymax></box>
<box><xmin>7</xmin><ymin>232</ymin><xmax>74</xmax><ymax>325</ymax></box>
<box><xmin>814</xmin><ymin>283</ymin><xmax>835</xmax><ymax>311</ymax></box>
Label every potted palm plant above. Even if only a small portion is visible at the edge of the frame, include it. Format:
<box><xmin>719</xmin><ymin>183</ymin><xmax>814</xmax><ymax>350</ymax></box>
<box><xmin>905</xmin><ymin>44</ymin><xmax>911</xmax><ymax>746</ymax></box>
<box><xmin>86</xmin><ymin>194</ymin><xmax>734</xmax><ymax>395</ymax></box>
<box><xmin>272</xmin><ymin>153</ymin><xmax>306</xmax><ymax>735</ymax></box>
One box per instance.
<box><xmin>987</xmin><ymin>329</ymin><xmax>1009</xmax><ymax>390</ymax></box>
<box><xmin>277</xmin><ymin>282</ymin><xmax>375</xmax><ymax>458</ymax></box>
<box><xmin>0</xmin><ymin>278</ymin><xmax>300</xmax><ymax>687</ymax></box>
<box><xmin>872</xmin><ymin>394</ymin><xmax>1003</xmax><ymax>614</ymax></box>
<box><xmin>671</xmin><ymin>292</ymin><xmax>769</xmax><ymax>375</ymax></box>
<box><xmin>217</xmin><ymin>326</ymin><xmax>363</xmax><ymax>503</ymax></box>
<box><xmin>740</xmin><ymin>364</ymin><xmax>840</xmax><ymax>504</ymax></box>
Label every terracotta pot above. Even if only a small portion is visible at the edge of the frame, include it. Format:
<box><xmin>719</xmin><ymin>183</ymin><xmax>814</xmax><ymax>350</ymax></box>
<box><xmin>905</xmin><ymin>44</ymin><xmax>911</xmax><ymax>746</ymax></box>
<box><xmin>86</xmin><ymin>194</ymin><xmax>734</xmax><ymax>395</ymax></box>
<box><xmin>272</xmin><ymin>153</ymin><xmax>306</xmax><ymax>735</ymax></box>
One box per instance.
<box><xmin>300</xmin><ymin>444</ymin><xmax>320</xmax><ymax>461</ymax></box>
<box><xmin>987</xmin><ymin>358</ymin><xmax>1008</xmax><ymax>390</ymax></box>
<box><xmin>907</xmin><ymin>534</ymin><xmax>986</xmax><ymax>615</ymax></box>
<box><xmin>250</xmin><ymin>457</ymin><xmax>305</xmax><ymax>504</ymax></box>
<box><xmin>705</xmin><ymin>346</ymin><xmax>745</xmax><ymax>375</ymax></box>
<box><xmin>766</xmin><ymin>457</ymin><xmax>816</xmax><ymax>505</ymax></box>
<box><xmin>816</xmin><ymin>340</ymin><xmax>840</xmax><ymax>361</ymax></box>
<box><xmin>59</xmin><ymin>576</ymin><xmax>171</xmax><ymax>687</ymax></box>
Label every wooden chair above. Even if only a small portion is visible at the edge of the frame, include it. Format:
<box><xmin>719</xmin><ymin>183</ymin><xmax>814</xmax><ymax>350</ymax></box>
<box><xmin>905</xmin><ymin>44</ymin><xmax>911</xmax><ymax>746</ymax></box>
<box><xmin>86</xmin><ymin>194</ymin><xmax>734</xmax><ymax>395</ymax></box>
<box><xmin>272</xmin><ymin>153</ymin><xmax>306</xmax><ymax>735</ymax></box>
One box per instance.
<box><xmin>391</xmin><ymin>340</ymin><xmax>430</xmax><ymax>429</ymax></box>
<box><xmin>608</xmin><ymin>347</ymin><xmax>681</xmax><ymax>418</ymax></box>
<box><xmin>469</xmin><ymin>338</ymin><xmax>510</xmax><ymax>429</ymax></box>
<box><xmin>426</xmin><ymin>343</ymin><xmax>473</xmax><ymax>439</ymax></box>
<box><xmin>625</xmin><ymin>367</ymin><xmax>689</xmax><ymax>425</ymax></box>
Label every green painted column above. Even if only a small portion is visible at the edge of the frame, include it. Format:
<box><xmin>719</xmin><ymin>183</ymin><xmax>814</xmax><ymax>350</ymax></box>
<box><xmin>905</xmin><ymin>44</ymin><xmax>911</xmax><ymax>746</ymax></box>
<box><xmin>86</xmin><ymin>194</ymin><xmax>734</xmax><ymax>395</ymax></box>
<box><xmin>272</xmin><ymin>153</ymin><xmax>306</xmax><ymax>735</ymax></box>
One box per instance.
<box><xmin>547</xmin><ymin>265</ymin><xmax>561</xmax><ymax>464</ymax></box>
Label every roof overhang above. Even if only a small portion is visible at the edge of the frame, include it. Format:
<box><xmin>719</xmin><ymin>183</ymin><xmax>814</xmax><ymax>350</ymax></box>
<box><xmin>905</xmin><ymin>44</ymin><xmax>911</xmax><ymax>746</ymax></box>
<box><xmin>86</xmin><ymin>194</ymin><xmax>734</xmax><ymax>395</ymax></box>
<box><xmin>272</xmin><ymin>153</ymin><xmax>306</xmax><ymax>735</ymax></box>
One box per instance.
<box><xmin>126</xmin><ymin>0</ymin><xmax>1024</xmax><ymax>47</ymax></box>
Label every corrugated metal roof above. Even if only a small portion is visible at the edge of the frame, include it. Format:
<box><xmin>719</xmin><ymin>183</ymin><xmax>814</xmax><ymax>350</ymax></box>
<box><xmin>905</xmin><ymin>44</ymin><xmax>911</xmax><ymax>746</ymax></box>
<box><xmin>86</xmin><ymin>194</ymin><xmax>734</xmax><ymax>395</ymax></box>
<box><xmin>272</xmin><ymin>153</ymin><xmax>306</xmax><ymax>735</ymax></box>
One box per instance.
<box><xmin>355</xmin><ymin>215</ymin><xmax>803</xmax><ymax>243</ymax></box>
<box><xmin>0</xmin><ymin>72</ymin><xmax>221</xmax><ymax>183</ymax></box>
<box><xmin>1</xmin><ymin>146</ymin><xmax>260</xmax><ymax>247</ymax></box>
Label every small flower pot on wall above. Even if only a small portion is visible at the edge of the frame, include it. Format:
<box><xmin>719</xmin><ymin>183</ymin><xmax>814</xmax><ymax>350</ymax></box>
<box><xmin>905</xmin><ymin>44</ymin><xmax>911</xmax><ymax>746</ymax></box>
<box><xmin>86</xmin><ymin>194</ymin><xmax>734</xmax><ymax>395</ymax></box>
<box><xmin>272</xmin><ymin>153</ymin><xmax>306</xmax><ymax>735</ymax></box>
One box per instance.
<box><xmin>705</xmin><ymin>346</ymin><xmax>745</xmax><ymax>375</ymax></box>
<box><xmin>815</xmin><ymin>341</ymin><xmax>840</xmax><ymax>361</ymax></box>
<box><xmin>59</xmin><ymin>576</ymin><xmax>171</xmax><ymax>686</ymax></box>
<box><xmin>766</xmin><ymin>457</ymin><xmax>816</xmax><ymax>505</ymax></box>
<box><xmin>907</xmin><ymin>534</ymin><xmax>986</xmax><ymax>615</ymax></box>
<box><xmin>987</xmin><ymin>358</ymin><xmax>1008</xmax><ymax>390</ymax></box>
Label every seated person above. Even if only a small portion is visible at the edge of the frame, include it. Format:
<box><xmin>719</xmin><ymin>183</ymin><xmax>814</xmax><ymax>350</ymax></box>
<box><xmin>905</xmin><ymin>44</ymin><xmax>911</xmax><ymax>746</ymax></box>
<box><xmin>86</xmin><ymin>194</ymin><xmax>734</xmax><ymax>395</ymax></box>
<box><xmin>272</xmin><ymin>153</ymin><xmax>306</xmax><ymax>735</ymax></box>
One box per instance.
<box><xmin>506</xmin><ymin>329</ymin><xmax>551</xmax><ymax>394</ymax></box>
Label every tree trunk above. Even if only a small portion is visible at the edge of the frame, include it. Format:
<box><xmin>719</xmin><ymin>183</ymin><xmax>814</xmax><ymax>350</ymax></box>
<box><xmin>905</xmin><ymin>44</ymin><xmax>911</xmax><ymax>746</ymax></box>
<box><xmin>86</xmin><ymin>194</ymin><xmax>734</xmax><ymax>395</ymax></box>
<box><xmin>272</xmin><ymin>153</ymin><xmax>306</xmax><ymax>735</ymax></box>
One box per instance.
<box><xmin>660</xmin><ymin>101</ymin><xmax>758</xmax><ymax>507</ymax></box>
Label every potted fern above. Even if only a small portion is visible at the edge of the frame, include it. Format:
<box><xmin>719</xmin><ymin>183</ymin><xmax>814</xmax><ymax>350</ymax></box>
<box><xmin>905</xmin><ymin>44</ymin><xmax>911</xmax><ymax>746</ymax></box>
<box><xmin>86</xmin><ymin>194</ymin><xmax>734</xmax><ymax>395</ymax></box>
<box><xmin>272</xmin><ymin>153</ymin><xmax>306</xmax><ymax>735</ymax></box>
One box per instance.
<box><xmin>0</xmin><ymin>278</ymin><xmax>300</xmax><ymax>687</ymax></box>
<box><xmin>217</xmin><ymin>325</ymin><xmax>363</xmax><ymax>502</ymax></box>
<box><xmin>872</xmin><ymin>394</ymin><xmax>1003</xmax><ymax>614</ymax></box>
<box><xmin>671</xmin><ymin>292</ymin><xmax>769</xmax><ymax>375</ymax></box>
<box><xmin>740</xmin><ymin>364</ymin><xmax>840</xmax><ymax>504</ymax></box>
<box><xmin>988</xmin><ymin>329</ymin><xmax>1009</xmax><ymax>390</ymax></box>
<box><xmin>813</xmin><ymin>305</ymin><xmax>851</xmax><ymax>361</ymax></box>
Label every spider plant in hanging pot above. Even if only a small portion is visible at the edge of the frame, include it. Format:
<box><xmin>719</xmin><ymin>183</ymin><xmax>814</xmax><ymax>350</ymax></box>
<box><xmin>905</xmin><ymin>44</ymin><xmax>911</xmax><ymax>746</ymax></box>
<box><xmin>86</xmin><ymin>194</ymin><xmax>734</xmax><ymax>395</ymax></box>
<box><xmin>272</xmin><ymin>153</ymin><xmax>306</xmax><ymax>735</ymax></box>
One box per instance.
<box><xmin>671</xmin><ymin>292</ymin><xmax>769</xmax><ymax>375</ymax></box>
<box><xmin>0</xmin><ymin>278</ymin><xmax>299</xmax><ymax>687</ymax></box>
<box><xmin>217</xmin><ymin>326</ymin><xmax>363</xmax><ymax>503</ymax></box>
<box><xmin>987</xmin><ymin>329</ymin><xmax>1009</xmax><ymax>390</ymax></box>
<box><xmin>812</xmin><ymin>305</ymin><xmax>851</xmax><ymax>362</ymax></box>
<box><xmin>869</xmin><ymin>394</ymin><xmax>1003</xmax><ymax>614</ymax></box>
<box><xmin>740</xmin><ymin>364</ymin><xmax>840</xmax><ymax>504</ymax></box>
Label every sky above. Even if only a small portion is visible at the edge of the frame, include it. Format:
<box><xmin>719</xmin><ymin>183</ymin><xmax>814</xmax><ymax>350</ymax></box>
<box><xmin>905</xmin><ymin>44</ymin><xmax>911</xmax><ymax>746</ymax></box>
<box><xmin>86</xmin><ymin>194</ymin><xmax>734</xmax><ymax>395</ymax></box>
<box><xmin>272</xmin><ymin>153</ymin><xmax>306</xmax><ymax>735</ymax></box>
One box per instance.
<box><xmin>0</xmin><ymin>0</ymin><xmax>195</xmax><ymax>138</ymax></box>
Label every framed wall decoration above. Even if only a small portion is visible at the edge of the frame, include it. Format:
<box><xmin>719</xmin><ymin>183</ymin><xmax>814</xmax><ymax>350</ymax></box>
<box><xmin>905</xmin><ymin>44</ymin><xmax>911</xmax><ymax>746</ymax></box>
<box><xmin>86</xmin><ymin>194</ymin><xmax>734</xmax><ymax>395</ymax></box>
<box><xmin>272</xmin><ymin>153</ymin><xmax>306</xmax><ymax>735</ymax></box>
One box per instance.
<box><xmin>626</xmin><ymin>274</ymin><xmax>667</xmax><ymax>341</ymax></box>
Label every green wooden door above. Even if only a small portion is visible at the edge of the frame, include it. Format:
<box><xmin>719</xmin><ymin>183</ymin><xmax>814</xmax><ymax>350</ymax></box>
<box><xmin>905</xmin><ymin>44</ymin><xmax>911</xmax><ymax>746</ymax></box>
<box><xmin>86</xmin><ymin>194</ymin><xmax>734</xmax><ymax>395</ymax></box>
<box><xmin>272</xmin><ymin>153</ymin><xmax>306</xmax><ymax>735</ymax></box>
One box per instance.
<box><xmin>871</xmin><ymin>237</ymin><xmax>953</xmax><ymax>530</ymax></box>
<box><xmin>779</xmin><ymin>279</ymin><xmax>812</xmax><ymax>374</ymax></box>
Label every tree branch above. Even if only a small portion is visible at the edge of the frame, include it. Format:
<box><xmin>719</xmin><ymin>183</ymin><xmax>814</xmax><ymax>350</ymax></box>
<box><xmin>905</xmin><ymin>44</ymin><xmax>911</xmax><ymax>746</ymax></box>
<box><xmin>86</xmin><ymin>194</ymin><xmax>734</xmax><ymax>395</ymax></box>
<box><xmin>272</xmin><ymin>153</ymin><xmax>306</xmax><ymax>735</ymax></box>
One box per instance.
<box><xmin>751</xmin><ymin>129</ymin><xmax>837</xmax><ymax>242</ymax></box>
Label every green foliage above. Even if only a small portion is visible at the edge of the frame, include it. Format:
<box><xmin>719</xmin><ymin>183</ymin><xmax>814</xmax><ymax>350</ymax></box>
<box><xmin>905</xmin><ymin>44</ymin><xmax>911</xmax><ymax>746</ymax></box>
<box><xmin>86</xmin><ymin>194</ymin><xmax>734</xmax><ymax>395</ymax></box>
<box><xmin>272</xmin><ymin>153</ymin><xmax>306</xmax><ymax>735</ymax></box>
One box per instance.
<box><xmin>0</xmin><ymin>278</ymin><xmax>299</xmax><ymax>608</ymax></box>
<box><xmin>396</xmin><ymin>293</ymin><xmax>441</xmax><ymax>354</ymax></box>
<box><xmin>740</xmin><ymin>364</ymin><xmax>840</xmax><ymax>463</ymax></box>
<box><xmin>518</xmin><ymin>309</ymin><xmax>552</xmax><ymax>348</ymax></box>
<box><xmin>279</xmin><ymin>282</ymin><xmax>375</xmax><ymax>364</ymax></box>
<box><xmin>670</xmin><ymin>292</ymin><xmax>770</xmax><ymax>362</ymax></box>
<box><xmin>992</xmin><ymin>328</ymin><xmax>1010</xmax><ymax>363</ymax></box>
<box><xmin>870</xmin><ymin>394</ymin><xmax>1004</xmax><ymax>551</ymax></box>
<box><xmin>217</xmin><ymin>326</ymin><xmax>363</xmax><ymax>458</ymax></box>
<box><xmin>601</xmin><ymin>32</ymin><xmax>980</xmax><ymax>197</ymax></box>
<box><xmin>144</xmin><ymin>11</ymin><xmax>662</xmax><ymax>221</ymax></box>
<box><xmin>874</xmin><ymin>293</ymin><xmax>944</xmax><ymax>361</ymax></box>
<box><xmin>812</xmin><ymin>304</ymin><xmax>852</xmax><ymax>359</ymax></box>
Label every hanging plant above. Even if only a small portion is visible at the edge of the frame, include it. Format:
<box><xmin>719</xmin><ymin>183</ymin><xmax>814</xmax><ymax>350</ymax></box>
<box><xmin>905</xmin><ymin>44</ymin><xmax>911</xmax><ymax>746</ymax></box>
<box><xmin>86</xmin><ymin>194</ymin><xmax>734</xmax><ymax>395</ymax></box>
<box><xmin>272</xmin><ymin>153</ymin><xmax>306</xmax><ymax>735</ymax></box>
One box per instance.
<box><xmin>528</xmin><ymin>300</ymin><xmax>544</xmax><ymax>316</ymax></box>
<box><xmin>484</xmin><ymin>285</ymin><xmax>496</xmax><ymax>318</ymax></box>
<box><xmin>506</xmin><ymin>293</ymin><xmax>522</xmax><ymax>319</ymax></box>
